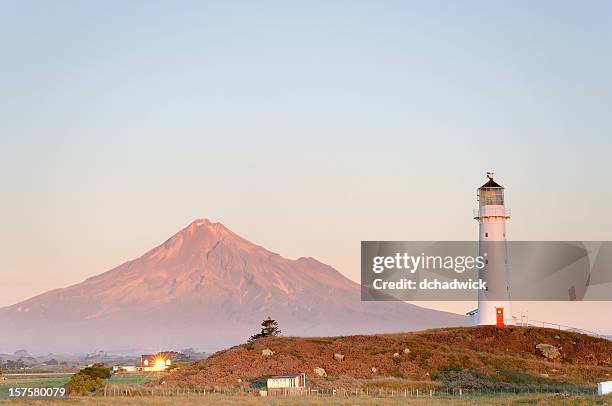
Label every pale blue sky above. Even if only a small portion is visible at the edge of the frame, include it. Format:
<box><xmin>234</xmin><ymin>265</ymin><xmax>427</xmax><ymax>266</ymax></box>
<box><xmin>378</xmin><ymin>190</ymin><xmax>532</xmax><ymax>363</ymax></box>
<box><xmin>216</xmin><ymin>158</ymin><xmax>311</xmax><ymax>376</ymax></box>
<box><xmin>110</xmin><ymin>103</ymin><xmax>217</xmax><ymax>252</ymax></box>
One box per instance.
<box><xmin>1</xmin><ymin>1</ymin><xmax>611</xmax><ymax>320</ymax></box>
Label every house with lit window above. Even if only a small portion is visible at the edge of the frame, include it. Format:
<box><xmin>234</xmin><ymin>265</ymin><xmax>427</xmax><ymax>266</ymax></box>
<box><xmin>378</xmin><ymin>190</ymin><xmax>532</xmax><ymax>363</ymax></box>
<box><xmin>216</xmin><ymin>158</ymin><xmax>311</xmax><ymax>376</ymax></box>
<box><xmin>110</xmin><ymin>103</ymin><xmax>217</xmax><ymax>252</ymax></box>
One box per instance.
<box><xmin>140</xmin><ymin>352</ymin><xmax>180</xmax><ymax>372</ymax></box>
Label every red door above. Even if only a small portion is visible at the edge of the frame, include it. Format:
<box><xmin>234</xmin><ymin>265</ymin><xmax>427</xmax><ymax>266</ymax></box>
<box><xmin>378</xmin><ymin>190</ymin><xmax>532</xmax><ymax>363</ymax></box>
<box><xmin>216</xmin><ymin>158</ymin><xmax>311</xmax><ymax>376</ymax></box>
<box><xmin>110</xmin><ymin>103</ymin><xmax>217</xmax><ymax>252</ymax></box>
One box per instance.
<box><xmin>496</xmin><ymin>308</ymin><xmax>504</xmax><ymax>326</ymax></box>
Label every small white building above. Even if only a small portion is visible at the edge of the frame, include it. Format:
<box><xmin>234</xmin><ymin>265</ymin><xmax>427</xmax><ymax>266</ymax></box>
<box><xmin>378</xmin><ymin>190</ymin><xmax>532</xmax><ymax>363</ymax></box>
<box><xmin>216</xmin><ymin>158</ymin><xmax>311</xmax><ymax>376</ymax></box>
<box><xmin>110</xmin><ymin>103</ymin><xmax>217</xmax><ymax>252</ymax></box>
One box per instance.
<box><xmin>598</xmin><ymin>381</ymin><xmax>612</xmax><ymax>395</ymax></box>
<box><xmin>112</xmin><ymin>365</ymin><xmax>137</xmax><ymax>373</ymax></box>
<box><xmin>266</xmin><ymin>373</ymin><xmax>306</xmax><ymax>395</ymax></box>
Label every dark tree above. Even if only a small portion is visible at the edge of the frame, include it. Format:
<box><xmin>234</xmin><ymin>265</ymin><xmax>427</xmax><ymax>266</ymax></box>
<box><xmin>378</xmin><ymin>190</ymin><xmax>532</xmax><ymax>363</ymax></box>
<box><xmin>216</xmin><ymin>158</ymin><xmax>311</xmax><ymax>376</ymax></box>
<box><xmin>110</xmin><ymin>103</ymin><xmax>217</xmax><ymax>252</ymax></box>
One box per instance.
<box><xmin>249</xmin><ymin>316</ymin><xmax>281</xmax><ymax>342</ymax></box>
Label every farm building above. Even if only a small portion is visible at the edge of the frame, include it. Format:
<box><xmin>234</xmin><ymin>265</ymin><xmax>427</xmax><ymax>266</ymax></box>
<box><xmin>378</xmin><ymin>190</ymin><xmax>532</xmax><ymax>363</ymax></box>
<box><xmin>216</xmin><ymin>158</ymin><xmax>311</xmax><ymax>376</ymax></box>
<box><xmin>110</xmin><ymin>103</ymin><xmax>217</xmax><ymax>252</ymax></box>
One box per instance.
<box><xmin>266</xmin><ymin>373</ymin><xmax>306</xmax><ymax>395</ymax></box>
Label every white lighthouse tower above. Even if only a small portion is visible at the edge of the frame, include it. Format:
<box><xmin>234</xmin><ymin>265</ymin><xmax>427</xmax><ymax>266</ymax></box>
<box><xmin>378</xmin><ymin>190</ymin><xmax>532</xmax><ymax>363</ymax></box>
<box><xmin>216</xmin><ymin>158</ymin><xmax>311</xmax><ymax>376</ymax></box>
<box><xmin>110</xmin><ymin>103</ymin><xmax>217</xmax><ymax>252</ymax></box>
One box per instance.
<box><xmin>473</xmin><ymin>172</ymin><xmax>512</xmax><ymax>326</ymax></box>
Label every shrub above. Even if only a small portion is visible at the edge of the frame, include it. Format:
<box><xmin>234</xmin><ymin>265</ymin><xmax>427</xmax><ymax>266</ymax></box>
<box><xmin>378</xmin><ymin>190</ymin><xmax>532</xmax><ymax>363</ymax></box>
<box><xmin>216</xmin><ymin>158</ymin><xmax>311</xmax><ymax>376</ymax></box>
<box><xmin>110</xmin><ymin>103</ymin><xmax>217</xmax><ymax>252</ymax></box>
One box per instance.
<box><xmin>81</xmin><ymin>363</ymin><xmax>111</xmax><ymax>379</ymax></box>
<box><xmin>435</xmin><ymin>368</ymin><xmax>511</xmax><ymax>391</ymax></box>
<box><xmin>65</xmin><ymin>372</ymin><xmax>104</xmax><ymax>395</ymax></box>
<box><xmin>64</xmin><ymin>364</ymin><xmax>111</xmax><ymax>395</ymax></box>
<box><xmin>435</xmin><ymin>367</ymin><xmax>591</xmax><ymax>394</ymax></box>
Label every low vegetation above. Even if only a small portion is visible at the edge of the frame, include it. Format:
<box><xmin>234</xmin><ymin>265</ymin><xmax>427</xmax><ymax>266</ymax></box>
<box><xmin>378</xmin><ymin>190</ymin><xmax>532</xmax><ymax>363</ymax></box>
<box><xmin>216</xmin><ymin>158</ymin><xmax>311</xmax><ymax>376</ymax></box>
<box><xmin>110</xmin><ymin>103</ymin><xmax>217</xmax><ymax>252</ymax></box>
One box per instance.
<box><xmin>434</xmin><ymin>367</ymin><xmax>590</xmax><ymax>394</ymax></box>
<box><xmin>161</xmin><ymin>326</ymin><xmax>612</xmax><ymax>393</ymax></box>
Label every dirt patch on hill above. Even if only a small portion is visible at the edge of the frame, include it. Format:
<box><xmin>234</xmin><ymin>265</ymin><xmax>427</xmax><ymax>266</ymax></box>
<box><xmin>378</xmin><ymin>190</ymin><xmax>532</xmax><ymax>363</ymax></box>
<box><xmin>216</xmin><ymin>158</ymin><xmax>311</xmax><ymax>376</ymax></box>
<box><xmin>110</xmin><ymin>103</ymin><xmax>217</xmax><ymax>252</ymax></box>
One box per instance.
<box><xmin>161</xmin><ymin>327</ymin><xmax>612</xmax><ymax>390</ymax></box>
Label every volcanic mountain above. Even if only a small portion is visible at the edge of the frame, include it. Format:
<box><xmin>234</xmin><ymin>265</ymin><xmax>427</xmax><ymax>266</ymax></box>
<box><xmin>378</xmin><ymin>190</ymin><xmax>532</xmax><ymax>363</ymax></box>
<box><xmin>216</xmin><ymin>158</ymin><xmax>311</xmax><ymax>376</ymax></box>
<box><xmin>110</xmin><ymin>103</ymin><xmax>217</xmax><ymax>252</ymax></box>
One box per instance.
<box><xmin>0</xmin><ymin>219</ymin><xmax>466</xmax><ymax>352</ymax></box>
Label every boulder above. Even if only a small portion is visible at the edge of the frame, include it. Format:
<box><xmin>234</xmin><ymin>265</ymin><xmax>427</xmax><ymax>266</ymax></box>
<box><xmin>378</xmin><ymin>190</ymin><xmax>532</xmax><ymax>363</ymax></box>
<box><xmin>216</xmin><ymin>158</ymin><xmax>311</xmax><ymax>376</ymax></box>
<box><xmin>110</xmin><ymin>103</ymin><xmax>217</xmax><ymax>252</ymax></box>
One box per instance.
<box><xmin>261</xmin><ymin>348</ymin><xmax>274</xmax><ymax>356</ymax></box>
<box><xmin>313</xmin><ymin>367</ymin><xmax>327</xmax><ymax>377</ymax></box>
<box><xmin>332</xmin><ymin>353</ymin><xmax>345</xmax><ymax>362</ymax></box>
<box><xmin>393</xmin><ymin>353</ymin><xmax>400</xmax><ymax>358</ymax></box>
<box><xmin>536</xmin><ymin>343</ymin><xmax>561</xmax><ymax>359</ymax></box>
<box><xmin>403</xmin><ymin>348</ymin><xmax>411</xmax><ymax>354</ymax></box>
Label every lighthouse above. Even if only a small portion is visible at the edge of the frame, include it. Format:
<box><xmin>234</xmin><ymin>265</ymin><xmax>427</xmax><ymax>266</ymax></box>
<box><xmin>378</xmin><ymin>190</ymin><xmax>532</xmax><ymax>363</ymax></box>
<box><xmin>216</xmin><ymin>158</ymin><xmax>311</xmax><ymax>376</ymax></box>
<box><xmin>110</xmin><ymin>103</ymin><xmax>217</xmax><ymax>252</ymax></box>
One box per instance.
<box><xmin>473</xmin><ymin>173</ymin><xmax>512</xmax><ymax>326</ymax></box>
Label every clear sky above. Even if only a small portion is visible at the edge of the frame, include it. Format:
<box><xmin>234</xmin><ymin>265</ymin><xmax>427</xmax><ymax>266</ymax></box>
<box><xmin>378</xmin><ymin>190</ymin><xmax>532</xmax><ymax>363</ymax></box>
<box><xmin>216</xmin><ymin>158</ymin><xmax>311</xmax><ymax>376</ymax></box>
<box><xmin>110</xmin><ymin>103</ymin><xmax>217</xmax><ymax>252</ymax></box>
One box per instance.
<box><xmin>1</xmin><ymin>1</ymin><xmax>611</xmax><ymax>330</ymax></box>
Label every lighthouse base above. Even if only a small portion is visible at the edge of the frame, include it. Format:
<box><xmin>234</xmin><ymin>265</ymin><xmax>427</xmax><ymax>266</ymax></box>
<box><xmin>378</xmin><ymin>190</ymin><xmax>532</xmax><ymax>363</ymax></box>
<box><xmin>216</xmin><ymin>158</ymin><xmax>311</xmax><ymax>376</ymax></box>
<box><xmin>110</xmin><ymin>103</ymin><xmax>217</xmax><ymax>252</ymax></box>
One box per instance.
<box><xmin>474</xmin><ymin>301</ymin><xmax>513</xmax><ymax>326</ymax></box>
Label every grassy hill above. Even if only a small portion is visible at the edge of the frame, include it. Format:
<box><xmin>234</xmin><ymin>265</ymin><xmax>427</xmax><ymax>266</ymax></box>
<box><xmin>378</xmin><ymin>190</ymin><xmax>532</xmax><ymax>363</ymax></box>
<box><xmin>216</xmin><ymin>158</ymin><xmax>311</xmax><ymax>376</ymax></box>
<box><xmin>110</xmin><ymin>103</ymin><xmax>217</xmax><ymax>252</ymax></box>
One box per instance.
<box><xmin>162</xmin><ymin>326</ymin><xmax>612</xmax><ymax>393</ymax></box>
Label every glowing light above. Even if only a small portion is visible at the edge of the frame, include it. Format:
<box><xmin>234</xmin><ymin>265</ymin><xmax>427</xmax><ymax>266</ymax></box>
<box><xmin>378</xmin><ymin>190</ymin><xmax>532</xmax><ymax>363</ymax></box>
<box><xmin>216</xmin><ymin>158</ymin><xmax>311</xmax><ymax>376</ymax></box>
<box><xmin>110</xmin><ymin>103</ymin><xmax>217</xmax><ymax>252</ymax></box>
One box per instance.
<box><xmin>154</xmin><ymin>358</ymin><xmax>166</xmax><ymax>370</ymax></box>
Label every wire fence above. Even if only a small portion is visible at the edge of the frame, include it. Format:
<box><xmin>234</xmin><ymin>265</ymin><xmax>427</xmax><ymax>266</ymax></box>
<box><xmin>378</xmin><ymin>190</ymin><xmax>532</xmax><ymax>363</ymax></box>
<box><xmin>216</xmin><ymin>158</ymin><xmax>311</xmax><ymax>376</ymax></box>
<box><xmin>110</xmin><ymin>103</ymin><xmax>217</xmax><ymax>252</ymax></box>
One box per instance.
<box><xmin>102</xmin><ymin>385</ymin><xmax>597</xmax><ymax>398</ymax></box>
<box><xmin>513</xmin><ymin>318</ymin><xmax>611</xmax><ymax>340</ymax></box>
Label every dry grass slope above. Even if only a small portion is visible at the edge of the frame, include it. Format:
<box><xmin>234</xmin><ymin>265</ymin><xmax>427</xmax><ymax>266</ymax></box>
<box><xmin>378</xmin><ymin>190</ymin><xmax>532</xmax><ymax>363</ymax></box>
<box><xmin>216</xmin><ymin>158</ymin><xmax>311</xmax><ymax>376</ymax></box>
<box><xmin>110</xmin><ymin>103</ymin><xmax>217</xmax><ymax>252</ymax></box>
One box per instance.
<box><xmin>162</xmin><ymin>326</ymin><xmax>612</xmax><ymax>392</ymax></box>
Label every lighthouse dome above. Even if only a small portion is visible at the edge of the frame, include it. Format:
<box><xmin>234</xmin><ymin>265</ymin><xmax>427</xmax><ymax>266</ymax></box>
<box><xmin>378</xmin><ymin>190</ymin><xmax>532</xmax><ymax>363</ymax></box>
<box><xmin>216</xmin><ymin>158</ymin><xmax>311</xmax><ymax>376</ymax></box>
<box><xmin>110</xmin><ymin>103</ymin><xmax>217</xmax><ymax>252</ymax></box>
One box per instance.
<box><xmin>479</xmin><ymin>178</ymin><xmax>503</xmax><ymax>189</ymax></box>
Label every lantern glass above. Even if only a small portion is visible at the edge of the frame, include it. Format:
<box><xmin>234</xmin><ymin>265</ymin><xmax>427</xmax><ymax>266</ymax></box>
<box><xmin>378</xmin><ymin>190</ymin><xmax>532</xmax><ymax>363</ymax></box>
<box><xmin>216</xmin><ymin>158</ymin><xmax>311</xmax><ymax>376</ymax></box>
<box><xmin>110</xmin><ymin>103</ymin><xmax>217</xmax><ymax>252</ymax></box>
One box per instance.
<box><xmin>479</xmin><ymin>188</ymin><xmax>504</xmax><ymax>206</ymax></box>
